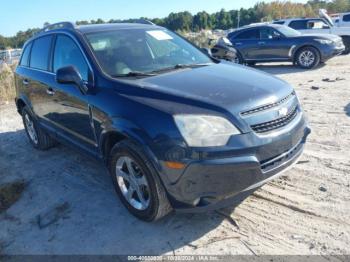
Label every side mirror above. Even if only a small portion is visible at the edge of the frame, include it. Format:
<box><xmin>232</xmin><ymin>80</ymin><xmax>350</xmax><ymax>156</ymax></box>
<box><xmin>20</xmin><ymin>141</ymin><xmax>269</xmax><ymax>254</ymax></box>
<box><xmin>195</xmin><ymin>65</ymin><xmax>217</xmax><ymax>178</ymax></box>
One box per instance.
<box><xmin>56</xmin><ymin>66</ymin><xmax>88</xmax><ymax>94</ymax></box>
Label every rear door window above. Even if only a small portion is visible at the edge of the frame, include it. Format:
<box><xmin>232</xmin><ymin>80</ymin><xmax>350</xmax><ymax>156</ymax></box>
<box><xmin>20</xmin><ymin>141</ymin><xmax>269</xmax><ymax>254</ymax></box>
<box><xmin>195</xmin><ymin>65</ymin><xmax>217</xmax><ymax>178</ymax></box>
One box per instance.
<box><xmin>30</xmin><ymin>35</ymin><xmax>53</xmax><ymax>71</ymax></box>
<box><xmin>235</xmin><ymin>29</ymin><xmax>260</xmax><ymax>40</ymax></box>
<box><xmin>19</xmin><ymin>42</ymin><xmax>32</xmax><ymax>67</ymax></box>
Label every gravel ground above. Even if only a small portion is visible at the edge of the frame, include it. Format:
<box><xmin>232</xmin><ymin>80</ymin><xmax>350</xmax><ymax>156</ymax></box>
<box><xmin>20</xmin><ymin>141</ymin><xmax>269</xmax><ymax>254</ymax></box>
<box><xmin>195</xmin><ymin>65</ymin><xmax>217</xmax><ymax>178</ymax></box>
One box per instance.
<box><xmin>0</xmin><ymin>55</ymin><xmax>349</xmax><ymax>255</ymax></box>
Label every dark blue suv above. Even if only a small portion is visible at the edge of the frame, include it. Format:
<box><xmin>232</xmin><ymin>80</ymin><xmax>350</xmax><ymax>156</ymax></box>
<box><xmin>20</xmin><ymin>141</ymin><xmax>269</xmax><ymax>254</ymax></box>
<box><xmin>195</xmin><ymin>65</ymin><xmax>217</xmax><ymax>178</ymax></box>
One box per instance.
<box><xmin>15</xmin><ymin>22</ymin><xmax>311</xmax><ymax>221</ymax></box>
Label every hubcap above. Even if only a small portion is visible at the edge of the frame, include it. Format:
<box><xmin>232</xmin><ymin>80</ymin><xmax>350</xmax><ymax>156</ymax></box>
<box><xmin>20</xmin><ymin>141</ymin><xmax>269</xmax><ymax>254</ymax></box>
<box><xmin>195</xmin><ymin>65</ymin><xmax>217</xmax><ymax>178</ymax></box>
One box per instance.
<box><xmin>24</xmin><ymin>113</ymin><xmax>38</xmax><ymax>144</ymax></box>
<box><xmin>299</xmin><ymin>51</ymin><xmax>315</xmax><ymax>67</ymax></box>
<box><xmin>115</xmin><ymin>156</ymin><xmax>150</xmax><ymax>210</ymax></box>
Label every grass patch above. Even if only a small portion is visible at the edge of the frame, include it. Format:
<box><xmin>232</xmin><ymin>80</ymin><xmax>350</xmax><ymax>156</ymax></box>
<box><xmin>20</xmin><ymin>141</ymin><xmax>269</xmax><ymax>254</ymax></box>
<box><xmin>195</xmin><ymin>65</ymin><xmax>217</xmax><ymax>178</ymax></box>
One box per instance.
<box><xmin>0</xmin><ymin>63</ymin><xmax>16</xmax><ymax>103</ymax></box>
<box><xmin>0</xmin><ymin>180</ymin><xmax>26</xmax><ymax>213</ymax></box>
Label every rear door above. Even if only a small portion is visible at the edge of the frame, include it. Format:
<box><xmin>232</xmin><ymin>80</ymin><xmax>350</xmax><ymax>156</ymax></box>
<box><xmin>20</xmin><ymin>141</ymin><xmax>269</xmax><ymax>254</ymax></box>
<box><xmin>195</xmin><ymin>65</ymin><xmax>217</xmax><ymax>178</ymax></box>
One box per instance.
<box><xmin>24</xmin><ymin>35</ymin><xmax>55</xmax><ymax>125</ymax></box>
<box><xmin>230</xmin><ymin>29</ymin><xmax>260</xmax><ymax>60</ymax></box>
<box><xmin>257</xmin><ymin>27</ymin><xmax>292</xmax><ymax>60</ymax></box>
<box><xmin>15</xmin><ymin>42</ymin><xmax>32</xmax><ymax>103</ymax></box>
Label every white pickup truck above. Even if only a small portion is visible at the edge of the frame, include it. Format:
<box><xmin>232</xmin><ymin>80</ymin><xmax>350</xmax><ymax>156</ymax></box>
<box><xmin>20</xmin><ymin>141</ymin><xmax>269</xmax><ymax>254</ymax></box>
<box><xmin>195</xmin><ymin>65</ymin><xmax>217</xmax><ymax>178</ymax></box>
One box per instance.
<box><xmin>273</xmin><ymin>9</ymin><xmax>350</xmax><ymax>53</ymax></box>
<box><xmin>332</xmin><ymin>12</ymin><xmax>350</xmax><ymax>28</ymax></box>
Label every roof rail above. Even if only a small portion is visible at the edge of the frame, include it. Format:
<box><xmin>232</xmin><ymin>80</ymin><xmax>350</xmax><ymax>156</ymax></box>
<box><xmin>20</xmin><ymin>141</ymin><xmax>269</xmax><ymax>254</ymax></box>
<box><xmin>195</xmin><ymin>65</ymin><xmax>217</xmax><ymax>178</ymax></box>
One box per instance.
<box><xmin>134</xmin><ymin>19</ymin><xmax>155</xmax><ymax>25</ymax></box>
<box><xmin>39</xmin><ymin>21</ymin><xmax>76</xmax><ymax>34</ymax></box>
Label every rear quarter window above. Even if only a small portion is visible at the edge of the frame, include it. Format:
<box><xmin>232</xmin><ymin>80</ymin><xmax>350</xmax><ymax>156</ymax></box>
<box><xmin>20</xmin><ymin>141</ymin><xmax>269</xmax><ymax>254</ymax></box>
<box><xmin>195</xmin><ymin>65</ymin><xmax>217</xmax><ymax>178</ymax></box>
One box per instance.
<box><xmin>234</xmin><ymin>29</ymin><xmax>260</xmax><ymax>40</ymax></box>
<box><xmin>19</xmin><ymin>43</ymin><xmax>32</xmax><ymax>67</ymax></box>
<box><xmin>30</xmin><ymin>35</ymin><xmax>53</xmax><ymax>71</ymax></box>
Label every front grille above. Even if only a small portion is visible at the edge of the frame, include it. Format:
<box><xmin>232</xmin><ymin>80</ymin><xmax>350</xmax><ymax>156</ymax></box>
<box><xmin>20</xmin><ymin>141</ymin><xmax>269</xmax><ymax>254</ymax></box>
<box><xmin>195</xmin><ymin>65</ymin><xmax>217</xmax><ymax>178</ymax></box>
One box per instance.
<box><xmin>241</xmin><ymin>91</ymin><xmax>295</xmax><ymax>116</ymax></box>
<box><xmin>260</xmin><ymin>140</ymin><xmax>303</xmax><ymax>172</ymax></box>
<box><xmin>251</xmin><ymin>105</ymin><xmax>298</xmax><ymax>133</ymax></box>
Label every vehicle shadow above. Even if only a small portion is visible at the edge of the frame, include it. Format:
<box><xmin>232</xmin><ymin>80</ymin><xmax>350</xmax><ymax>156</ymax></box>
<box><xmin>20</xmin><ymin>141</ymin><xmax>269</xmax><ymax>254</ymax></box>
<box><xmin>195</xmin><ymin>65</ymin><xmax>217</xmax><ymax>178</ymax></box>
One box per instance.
<box><xmin>345</xmin><ymin>103</ymin><xmax>350</xmax><ymax>117</ymax></box>
<box><xmin>254</xmin><ymin>63</ymin><xmax>326</xmax><ymax>75</ymax></box>
<box><xmin>0</xmin><ymin>129</ymin><xmax>250</xmax><ymax>255</ymax></box>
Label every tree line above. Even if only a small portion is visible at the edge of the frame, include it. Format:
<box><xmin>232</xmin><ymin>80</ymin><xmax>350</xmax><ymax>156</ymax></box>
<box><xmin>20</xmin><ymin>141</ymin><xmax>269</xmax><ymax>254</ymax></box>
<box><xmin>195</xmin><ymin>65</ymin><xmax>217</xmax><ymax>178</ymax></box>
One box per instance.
<box><xmin>1</xmin><ymin>0</ymin><xmax>350</xmax><ymax>49</ymax></box>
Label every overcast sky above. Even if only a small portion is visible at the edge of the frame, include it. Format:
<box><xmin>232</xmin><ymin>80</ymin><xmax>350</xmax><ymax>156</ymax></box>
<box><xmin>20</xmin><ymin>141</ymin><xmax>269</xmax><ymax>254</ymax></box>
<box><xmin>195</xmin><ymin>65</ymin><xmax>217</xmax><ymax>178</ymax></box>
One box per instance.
<box><xmin>0</xmin><ymin>0</ymin><xmax>308</xmax><ymax>37</ymax></box>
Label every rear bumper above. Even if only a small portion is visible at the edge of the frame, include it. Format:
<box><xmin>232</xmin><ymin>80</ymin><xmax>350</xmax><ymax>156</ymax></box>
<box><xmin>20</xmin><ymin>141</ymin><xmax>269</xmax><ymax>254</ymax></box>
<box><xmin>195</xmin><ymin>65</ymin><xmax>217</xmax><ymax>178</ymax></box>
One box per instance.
<box><xmin>162</xmin><ymin>114</ymin><xmax>311</xmax><ymax>212</ymax></box>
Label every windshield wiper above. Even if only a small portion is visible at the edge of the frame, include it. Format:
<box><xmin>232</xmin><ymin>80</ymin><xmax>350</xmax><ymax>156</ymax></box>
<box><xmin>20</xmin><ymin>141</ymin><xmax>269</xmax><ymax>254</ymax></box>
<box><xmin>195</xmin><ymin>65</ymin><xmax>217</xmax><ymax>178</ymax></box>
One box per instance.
<box><xmin>111</xmin><ymin>71</ymin><xmax>157</xmax><ymax>78</ymax></box>
<box><xmin>150</xmin><ymin>63</ymin><xmax>212</xmax><ymax>74</ymax></box>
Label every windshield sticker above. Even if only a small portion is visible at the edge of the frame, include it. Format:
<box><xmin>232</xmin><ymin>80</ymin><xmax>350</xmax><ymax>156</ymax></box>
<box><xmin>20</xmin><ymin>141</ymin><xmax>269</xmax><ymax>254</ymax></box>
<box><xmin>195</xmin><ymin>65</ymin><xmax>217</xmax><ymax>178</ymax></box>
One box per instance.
<box><xmin>147</xmin><ymin>30</ymin><xmax>173</xmax><ymax>40</ymax></box>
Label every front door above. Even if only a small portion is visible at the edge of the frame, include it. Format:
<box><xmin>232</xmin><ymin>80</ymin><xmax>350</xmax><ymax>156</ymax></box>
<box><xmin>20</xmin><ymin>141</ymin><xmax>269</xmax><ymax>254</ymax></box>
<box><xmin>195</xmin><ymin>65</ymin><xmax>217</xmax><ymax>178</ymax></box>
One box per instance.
<box><xmin>256</xmin><ymin>27</ymin><xmax>292</xmax><ymax>60</ymax></box>
<box><xmin>48</xmin><ymin>34</ymin><xmax>97</xmax><ymax>154</ymax></box>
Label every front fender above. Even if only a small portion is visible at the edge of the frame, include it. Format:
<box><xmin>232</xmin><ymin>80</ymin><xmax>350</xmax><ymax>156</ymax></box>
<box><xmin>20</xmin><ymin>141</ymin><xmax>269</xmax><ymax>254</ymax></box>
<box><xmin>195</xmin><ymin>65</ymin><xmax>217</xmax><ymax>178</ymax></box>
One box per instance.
<box><xmin>99</xmin><ymin>116</ymin><xmax>164</xmax><ymax>178</ymax></box>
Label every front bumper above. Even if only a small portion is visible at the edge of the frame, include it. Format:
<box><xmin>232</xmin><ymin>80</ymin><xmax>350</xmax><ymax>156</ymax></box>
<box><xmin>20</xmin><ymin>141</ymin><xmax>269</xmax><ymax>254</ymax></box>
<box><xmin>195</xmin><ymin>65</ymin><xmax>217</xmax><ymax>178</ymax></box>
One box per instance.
<box><xmin>320</xmin><ymin>43</ymin><xmax>346</xmax><ymax>61</ymax></box>
<box><xmin>162</xmin><ymin>114</ymin><xmax>311</xmax><ymax>212</ymax></box>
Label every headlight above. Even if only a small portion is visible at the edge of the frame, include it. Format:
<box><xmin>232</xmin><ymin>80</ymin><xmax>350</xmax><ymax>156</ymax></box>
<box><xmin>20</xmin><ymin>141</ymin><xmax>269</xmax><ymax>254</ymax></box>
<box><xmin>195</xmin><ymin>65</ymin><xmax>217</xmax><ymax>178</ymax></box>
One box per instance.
<box><xmin>174</xmin><ymin>115</ymin><xmax>240</xmax><ymax>147</ymax></box>
<box><xmin>315</xmin><ymin>39</ymin><xmax>333</xmax><ymax>45</ymax></box>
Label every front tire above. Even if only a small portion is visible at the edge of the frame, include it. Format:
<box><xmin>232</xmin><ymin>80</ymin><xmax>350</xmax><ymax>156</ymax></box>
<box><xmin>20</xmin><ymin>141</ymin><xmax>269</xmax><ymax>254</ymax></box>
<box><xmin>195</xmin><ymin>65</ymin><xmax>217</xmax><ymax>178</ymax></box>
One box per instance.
<box><xmin>341</xmin><ymin>36</ymin><xmax>350</xmax><ymax>54</ymax></box>
<box><xmin>108</xmin><ymin>140</ymin><xmax>172</xmax><ymax>221</ymax></box>
<box><xmin>295</xmin><ymin>47</ymin><xmax>320</xmax><ymax>69</ymax></box>
<box><xmin>22</xmin><ymin>106</ymin><xmax>56</xmax><ymax>150</ymax></box>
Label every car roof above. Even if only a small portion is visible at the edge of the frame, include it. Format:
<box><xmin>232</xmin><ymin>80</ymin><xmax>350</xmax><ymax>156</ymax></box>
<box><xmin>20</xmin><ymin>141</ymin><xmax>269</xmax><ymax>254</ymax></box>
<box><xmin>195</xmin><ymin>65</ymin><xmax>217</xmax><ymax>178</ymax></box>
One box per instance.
<box><xmin>275</xmin><ymin>17</ymin><xmax>326</xmax><ymax>22</ymax></box>
<box><xmin>25</xmin><ymin>22</ymin><xmax>163</xmax><ymax>45</ymax></box>
<box><xmin>231</xmin><ymin>23</ymin><xmax>284</xmax><ymax>34</ymax></box>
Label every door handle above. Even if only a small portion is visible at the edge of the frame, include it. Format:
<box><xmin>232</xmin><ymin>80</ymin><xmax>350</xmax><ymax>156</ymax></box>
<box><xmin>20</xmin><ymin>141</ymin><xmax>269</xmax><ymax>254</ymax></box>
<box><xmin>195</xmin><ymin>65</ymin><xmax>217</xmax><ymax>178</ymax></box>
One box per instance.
<box><xmin>235</xmin><ymin>42</ymin><xmax>243</xmax><ymax>46</ymax></box>
<box><xmin>258</xmin><ymin>41</ymin><xmax>266</xmax><ymax>45</ymax></box>
<box><xmin>46</xmin><ymin>88</ymin><xmax>55</xmax><ymax>96</ymax></box>
<box><xmin>23</xmin><ymin>79</ymin><xmax>30</xmax><ymax>86</ymax></box>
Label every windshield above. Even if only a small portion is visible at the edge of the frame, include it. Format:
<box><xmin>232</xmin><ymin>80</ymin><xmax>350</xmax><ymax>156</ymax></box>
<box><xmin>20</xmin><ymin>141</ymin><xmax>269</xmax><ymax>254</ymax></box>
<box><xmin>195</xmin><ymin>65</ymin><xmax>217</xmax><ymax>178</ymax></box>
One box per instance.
<box><xmin>85</xmin><ymin>28</ymin><xmax>212</xmax><ymax>77</ymax></box>
<box><xmin>277</xmin><ymin>26</ymin><xmax>302</xmax><ymax>37</ymax></box>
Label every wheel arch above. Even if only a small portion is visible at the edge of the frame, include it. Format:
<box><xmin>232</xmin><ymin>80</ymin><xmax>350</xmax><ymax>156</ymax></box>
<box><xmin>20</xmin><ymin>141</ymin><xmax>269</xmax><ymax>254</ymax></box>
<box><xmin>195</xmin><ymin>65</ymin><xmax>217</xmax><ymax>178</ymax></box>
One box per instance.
<box><xmin>99</xmin><ymin>125</ymin><xmax>163</xmax><ymax>175</ymax></box>
<box><xmin>15</xmin><ymin>95</ymin><xmax>33</xmax><ymax>115</ymax></box>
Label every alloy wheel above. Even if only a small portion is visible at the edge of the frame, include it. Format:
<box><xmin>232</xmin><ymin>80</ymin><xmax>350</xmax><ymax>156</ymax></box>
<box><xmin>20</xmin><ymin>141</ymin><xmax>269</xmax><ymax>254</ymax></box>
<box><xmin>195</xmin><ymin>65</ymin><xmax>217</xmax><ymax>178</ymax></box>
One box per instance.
<box><xmin>299</xmin><ymin>50</ymin><xmax>315</xmax><ymax>67</ymax></box>
<box><xmin>24</xmin><ymin>113</ymin><xmax>38</xmax><ymax>145</ymax></box>
<box><xmin>115</xmin><ymin>156</ymin><xmax>150</xmax><ymax>210</ymax></box>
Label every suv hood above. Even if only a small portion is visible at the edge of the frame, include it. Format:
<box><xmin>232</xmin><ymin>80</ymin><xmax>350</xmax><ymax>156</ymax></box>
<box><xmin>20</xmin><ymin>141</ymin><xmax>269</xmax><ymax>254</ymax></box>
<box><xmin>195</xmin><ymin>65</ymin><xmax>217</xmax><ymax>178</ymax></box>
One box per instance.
<box><xmin>319</xmin><ymin>9</ymin><xmax>334</xmax><ymax>27</ymax></box>
<box><xmin>133</xmin><ymin>63</ymin><xmax>294</xmax><ymax>115</ymax></box>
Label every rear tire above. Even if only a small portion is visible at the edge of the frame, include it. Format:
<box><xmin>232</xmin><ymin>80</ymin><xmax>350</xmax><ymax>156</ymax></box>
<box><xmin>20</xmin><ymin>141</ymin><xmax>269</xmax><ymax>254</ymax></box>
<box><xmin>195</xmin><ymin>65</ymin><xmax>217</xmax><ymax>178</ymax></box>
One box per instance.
<box><xmin>22</xmin><ymin>106</ymin><xmax>57</xmax><ymax>150</ymax></box>
<box><xmin>234</xmin><ymin>52</ymin><xmax>244</xmax><ymax>64</ymax></box>
<box><xmin>108</xmin><ymin>140</ymin><xmax>172</xmax><ymax>222</ymax></box>
<box><xmin>295</xmin><ymin>47</ymin><xmax>320</xmax><ymax>69</ymax></box>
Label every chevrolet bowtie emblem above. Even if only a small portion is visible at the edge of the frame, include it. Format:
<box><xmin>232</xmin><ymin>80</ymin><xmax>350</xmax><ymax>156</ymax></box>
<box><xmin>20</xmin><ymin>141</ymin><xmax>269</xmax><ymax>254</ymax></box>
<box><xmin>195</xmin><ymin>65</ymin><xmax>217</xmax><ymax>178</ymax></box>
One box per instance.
<box><xmin>278</xmin><ymin>107</ymin><xmax>288</xmax><ymax>117</ymax></box>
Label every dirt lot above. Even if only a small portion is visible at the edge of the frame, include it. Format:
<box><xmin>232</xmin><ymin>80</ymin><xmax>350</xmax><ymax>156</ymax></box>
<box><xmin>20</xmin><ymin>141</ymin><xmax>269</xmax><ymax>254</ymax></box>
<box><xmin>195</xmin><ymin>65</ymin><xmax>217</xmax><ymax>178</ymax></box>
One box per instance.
<box><xmin>0</xmin><ymin>56</ymin><xmax>349</xmax><ymax>255</ymax></box>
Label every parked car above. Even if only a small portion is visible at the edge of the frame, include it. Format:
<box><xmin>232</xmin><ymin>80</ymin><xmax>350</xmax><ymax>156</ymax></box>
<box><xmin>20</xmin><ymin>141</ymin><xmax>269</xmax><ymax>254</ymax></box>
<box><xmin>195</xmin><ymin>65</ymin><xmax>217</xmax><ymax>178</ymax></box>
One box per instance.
<box><xmin>332</xmin><ymin>12</ymin><xmax>350</xmax><ymax>28</ymax></box>
<box><xmin>15</xmin><ymin>22</ymin><xmax>311</xmax><ymax>221</ymax></box>
<box><xmin>273</xmin><ymin>9</ymin><xmax>350</xmax><ymax>54</ymax></box>
<box><xmin>0</xmin><ymin>49</ymin><xmax>22</xmax><ymax>64</ymax></box>
<box><xmin>228</xmin><ymin>24</ymin><xmax>345</xmax><ymax>69</ymax></box>
<box><xmin>209</xmin><ymin>37</ymin><xmax>238</xmax><ymax>62</ymax></box>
